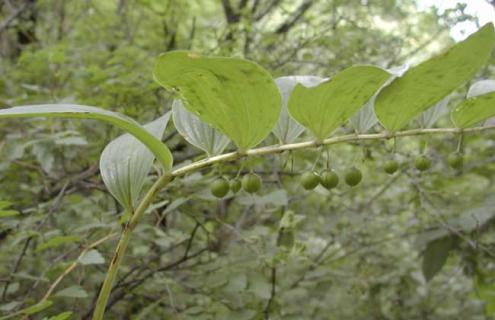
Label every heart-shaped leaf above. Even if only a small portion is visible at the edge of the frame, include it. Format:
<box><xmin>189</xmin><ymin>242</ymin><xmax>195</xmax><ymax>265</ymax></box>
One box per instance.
<box><xmin>153</xmin><ymin>51</ymin><xmax>282</xmax><ymax>151</ymax></box>
<box><xmin>100</xmin><ymin>113</ymin><xmax>171</xmax><ymax>212</ymax></box>
<box><xmin>274</xmin><ymin>76</ymin><xmax>327</xmax><ymax>143</ymax></box>
<box><xmin>0</xmin><ymin>104</ymin><xmax>173</xmax><ymax>170</ymax></box>
<box><xmin>375</xmin><ymin>23</ymin><xmax>495</xmax><ymax>131</ymax></box>
<box><xmin>287</xmin><ymin>66</ymin><xmax>390</xmax><ymax>140</ymax></box>
<box><xmin>172</xmin><ymin>99</ymin><xmax>230</xmax><ymax>156</ymax></box>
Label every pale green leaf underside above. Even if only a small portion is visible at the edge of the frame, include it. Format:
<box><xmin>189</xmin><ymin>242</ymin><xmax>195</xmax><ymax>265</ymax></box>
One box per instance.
<box><xmin>0</xmin><ymin>104</ymin><xmax>173</xmax><ymax>171</ymax></box>
<box><xmin>375</xmin><ymin>23</ymin><xmax>495</xmax><ymax>131</ymax></box>
<box><xmin>416</xmin><ymin>95</ymin><xmax>450</xmax><ymax>128</ymax></box>
<box><xmin>452</xmin><ymin>92</ymin><xmax>495</xmax><ymax>128</ymax></box>
<box><xmin>467</xmin><ymin>79</ymin><xmax>495</xmax><ymax>98</ymax></box>
<box><xmin>274</xmin><ymin>76</ymin><xmax>326</xmax><ymax>143</ymax></box>
<box><xmin>172</xmin><ymin>99</ymin><xmax>230</xmax><ymax>156</ymax></box>
<box><xmin>100</xmin><ymin>113</ymin><xmax>170</xmax><ymax>211</ymax></box>
<box><xmin>153</xmin><ymin>51</ymin><xmax>282</xmax><ymax>150</ymax></box>
<box><xmin>287</xmin><ymin>66</ymin><xmax>390</xmax><ymax>139</ymax></box>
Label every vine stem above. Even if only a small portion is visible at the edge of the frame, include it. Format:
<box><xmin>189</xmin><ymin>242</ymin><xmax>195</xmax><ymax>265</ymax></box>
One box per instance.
<box><xmin>91</xmin><ymin>125</ymin><xmax>495</xmax><ymax>319</ymax></box>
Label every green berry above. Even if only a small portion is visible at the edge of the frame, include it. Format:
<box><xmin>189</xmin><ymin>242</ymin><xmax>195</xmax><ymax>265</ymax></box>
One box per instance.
<box><xmin>447</xmin><ymin>152</ymin><xmax>463</xmax><ymax>170</ymax></box>
<box><xmin>414</xmin><ymin>155</ymin><xmax>431</xmax><ymax>171</ymax></box>
<box><xmin>230</xmin><ymin>179</ymin><xmax>242</xmax><ymax>194</ymax></box>
<box><xmin>344</xmin><ymin>167</ymin><xmax>362</xmax><ymax>187</ymax></box>
<box><xmin>320</xmin><ymin>169</ymin><xmax>339</xmax><ymax>190</ymax></box>
<box><xmin>384</xmin><ymin>159</ymin><xmax>399</xmax><ymax>175</ymax></box>
<box><xmin>300</xmin><ymin>171</ymin><xmax>320</xmax><ymax>190</ymax></box>
<box><xmin>242</xmin><ymin>173</ymin><xmax>262</xmax><ymax>194</ymax></box>
<box><xmin>211</xmin><ymin>178</ymin><xmax>229</xmax><ymax>198</ymax></box>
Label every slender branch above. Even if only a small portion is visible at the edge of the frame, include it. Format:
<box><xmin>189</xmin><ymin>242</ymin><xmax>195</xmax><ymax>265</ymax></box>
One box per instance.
<box><xmin>171</xmin><ymin>126</ymin><xmax>495</xmax><ymax>177</ymax></box>
<box><xmin>42</xmin><ymin>233</ymin><xmax>117</xmax><ymax>301</ymax></box>
<box><xmin>264</xmin><ymin>266</ymin><xmax>277</xmax><ymax>319</ymax></box>
<box><xmin>91</xmin><ymin>124</ymin><xmax>495</xmax><ymax>319</ymax></box>
<box><xmin>91</xmin><ymin>175</ymin><xmax>173</xmax><ymax>320</ymax></box>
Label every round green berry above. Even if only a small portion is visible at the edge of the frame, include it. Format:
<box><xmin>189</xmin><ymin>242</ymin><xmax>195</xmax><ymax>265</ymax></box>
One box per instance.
<box><xmin>344</xmin><ymin>167</ymin><xmax>362</xmax><ymax>187</ymax></box>
<box><xmin>414</xmin><ymin>155</ymin><xmax>431</xmax><ymax>171</ymax></box>
<box><xmin>211</xmin><ymin>178</ymin><xmax>229</xmax><ymax>198</ymax></box>
<box><xmin>230</xmin><ymin>179</ymin><xmax>242</xmax><ymax>194</ymax></box>
<box><xmin>320</xmin><ymin>169</ymin><xmax>339</xmax><ymax>190</ymax></box>
<box><xmin>384</xmin><ymin>159</ymin><xmax>399</xmax><ymax>175</ymax></box>
<box><xmin>447</xmin><ymin>152</ymin><xmax>463</xmax><ymax>170</ymax></box>
<box><xmin>242</xmin><ymin>173</ymin><xmax>262</xmax><ymax>194</ymax></box>
<box><xmin>300</xmin><ymin>171</ymin><xmax>320</xmax><ymax>190</ymax></box>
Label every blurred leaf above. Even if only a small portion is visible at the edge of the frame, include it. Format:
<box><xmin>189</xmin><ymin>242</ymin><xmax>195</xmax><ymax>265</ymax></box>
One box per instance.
<box><xmin>273</xmin><ymin>76</ymin><xmax>326</xmax><ymax>143</ymax></box>
<box><xmin>422</xmin><ymin>236</ymin><xmax>453</xmax><ymax>282</ymax></box>
<box><xmin>54</xmin><ymin>286</ymin><xmax>88</xmax><ymax>298</ymax></box>
<box><xmin>78</xmin><ymin>249</ymin><xmax>105</xmax><ymax>265</ymax></box>
<box><xmin>375</xmin><ymin>23</ymin><xmax>495</xmax><ymax>131</ymax></box>
<box><xmin>172</xmin><ymin>99</ymin><xmax>230</xmax><ymax>156</ymax></box>
<box><xmin>100</xmin><ymin>112</ymin><xmax>170</xmax><ymax>211</ymax></box>
<box><xmin>45</xmin><ymin>311</ymin><xmax>73</xmax><ymax>320</ymax></box>
<box><xmin>23</xmin><ymin>300</ymin><xmax>53</xmax><ymax>315</ymax></box>
<box><xmin>154</xmin><ymin>51</ymin><xmax>281</xmax><ymax>150</ymax></box>
<box><xmin>0</xmin><ymin>104</ymin><xmax>173</xmax><ymax>170</ymax></box>
<box><xmin>288</xmin><ymin>66</ymin><xmax>389</xmax><ymax>139</ymax></box>
<box><xmin>0</xmin><ymin>301</ymin><xmax>21</xmax><ymax>312</ymax></box>
<box><xmin>36</xmin><ymin>235</ymin><xmax>80</xmax><ymax>252</ymax></box>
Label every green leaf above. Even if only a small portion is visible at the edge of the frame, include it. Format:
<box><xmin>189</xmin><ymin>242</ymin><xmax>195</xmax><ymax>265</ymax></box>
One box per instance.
<box><xmin>35</xmin><ymin>235</ymin><xmax>80</xmax><ymax>252</ymax></box>
<box><xmin>0</xmin><ymin>210</ymin><xmax>19</xmax><ymax>218</ymax></box>
<box><xmin>78</xmin><ymin>249</ymin><xmax>105</xmax><ymax>265</ymax></box>
<box><xmin>100</xmin><ymin>113</ymin><xmax>171</xmax><ymax>211</ymax></box>
<box><xmin>274</xmin><ymin>76</ymin><xmax>326</xmax><ymax>143</ymax></box>
<box><xmin>0</xmin><ymin>104</ymin><xmax>173</xmax><ymax>171</ymax></box>
<box><xmin>0</xmin><ymin>202</ymin><xmax>19</xmax><ymax>218</ymax></box>
<box><xmin>54</xmin><ymin>286</ymin><xmax>88</xmax><ymax>298</ymax></box>
<box><xmin>153</xmin><ymin>51</ymin><xmax>281</xmax><ymax>151</ymax></box>
<box><xmin>46</xmin><ymin>311</ymin><xmax>73</xmax><ymax>320</ymax></box>
<box><xmin>172</xmin><ymin>99</ymin><xmax>230</xmax><ymax>156</ymax></box>
<box><xmin>23</xmin><ymin>300</ymin><xmax>53</xmax><ymax>315</ymax></box>
<box><xmin>375</xmin><ymin>23</ymin><xmax>495</xmax><ymax>131</ymax></box>
<box><xmin>452</xmin><ymin>92</ymin><xmax>495</xmax><ymax>128</ymax></box>
<box><xmin>287</xmin><ymin>66</ymin><xmax>390</xmax><ymax>139</ymax></box>
<box><xmin>422</xmin><ymin>236</ymin><xmax>453</xmax><ymax>282</ymax></box>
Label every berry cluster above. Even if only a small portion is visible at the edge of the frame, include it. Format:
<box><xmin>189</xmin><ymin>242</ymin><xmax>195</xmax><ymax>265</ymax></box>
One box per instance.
<box><xmin>210</xmin><ymin>173</ymin><xmax>262</xmax><ymax>198</ymax></box>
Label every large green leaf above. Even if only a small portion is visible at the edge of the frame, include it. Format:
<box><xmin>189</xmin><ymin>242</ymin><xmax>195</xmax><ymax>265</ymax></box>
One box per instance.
<box><xmin>287</xmin><ymin>66</ymin><xmax>390</xmax><ymax>139</ymax></box>
<box><xmin>172</xmin><ymin>99</ymin><xmax>230</xmax><ymax>156</ymax></box>
<box><xmin>153</xmin><ymin>51</ymin><xmax>282</xmax><ymax>151</ymax></box>
<box><xmin>100</xmin><ymin>113</ymin><xmax>170</xmax><ymax>212</ymax></box>
<box><xmin>0</xmin><ymin>104</ymin><xmax>173</xmax><ymax>170</ymax></box>
<box><xmin>375</xmin><ymin>23</ymin><xmax>495</xmax><ymax>131</ymax></box>
<box><xmin>452</xmin><ymin>91</ymin><xmax>495</xmax><ymax>128</ymax></box>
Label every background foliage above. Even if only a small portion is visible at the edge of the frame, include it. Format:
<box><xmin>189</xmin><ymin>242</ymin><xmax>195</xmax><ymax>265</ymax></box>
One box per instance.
<box><xmin>1</xmin><ymin>0</ymin><xmax>495</xmax><ymax>319</ymax></box>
